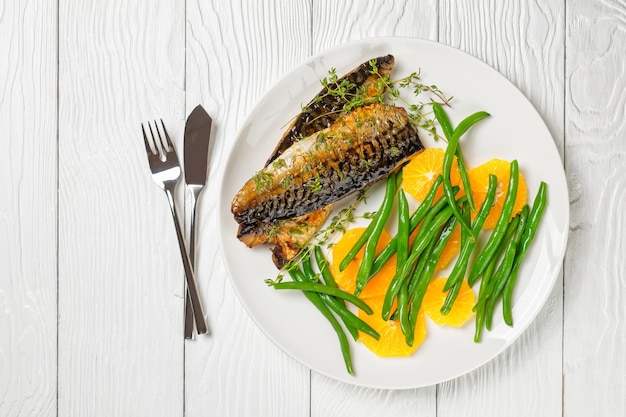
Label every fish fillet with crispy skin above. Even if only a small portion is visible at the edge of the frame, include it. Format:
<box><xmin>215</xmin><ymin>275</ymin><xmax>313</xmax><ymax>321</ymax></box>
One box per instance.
<box><xmin>232</xmin><ymin>103</ymin><xmax>424</xmax><ymax>265</ymax></box>
<box><xmin>237</xmin><ymin>55</ymin><xmax>396</xmax><ymax>268</ymax></box>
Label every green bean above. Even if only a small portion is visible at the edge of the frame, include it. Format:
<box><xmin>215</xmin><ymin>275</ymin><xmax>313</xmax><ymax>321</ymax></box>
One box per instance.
<box><xmin>445</xmin><ymin>174</ymin><xmax>498</xmax><ymax>291</ymax></box>
<box><xmin>408</xmin><ymin>197</ymin><xmax>464</xmax><ymax>265</ymax></box>
<box><xmin>432</xmin><ymin>103</ymin><xmax>476</xmax><ymax>212</ymax></box>
<box><xmin>440</xmin><ymin>202</ymin><xmax>472</xmax><ymax>314</ymax></box>
<box><xmin>339</xmin><ymin>219</ymin><xmax>376</xmax><ymax>271</ymax></box>
<box><xmin>441</xmin><ymin>108</ymin><xmax>491</xmax><ymax>236</ymax></box>
<box><xmin>473</xmin><ymin>213</ymin><xmax>521</xmax><ymax>340</ymax></box>
<box><xmin>381</xmin><ymin>252</ymin><xmax>418</xmax><ymax>321</ymax></box>
<box><xmin>452</xmin><ymin>110</ymin><xmax>492</xmax><ymax>138</ymax></box>
<box><xmin>273</xmin><ymin>281</ymin><xmax>373</xmax><ymax>315</ymax></box>
<box><xmin>314</xmin><ymin>246</ymin><xmax>337</xmax><ymax>288</ymax></box>
<box><xmin>306</xmin><ymin>250</ymin><xmax>380</xmax><ymax>340</ymax></box>
<box><xmin>402</xmin><ymin>235</ymin><xmax>437</xmax><ymax>346</ymax></box>
<box><xmin>503</xmin><ymin>182</ymin><xmax>548</xmax><ymax>326</ymax></box>
<box><xmin>432</xmin><ymin>102</ymin><xmax>454</xmax><ymax>139</ymax></box>
<box><xmin>368</xmin><ymin>180</ymin><xmax>455</xmax><ymax>278</ymax></box>
<box><xmin>339</xmin><ymin>172</ymin><xmax>405</xmax><ymax>272</ymax></box>
<box><xmin>417</xmin><ymin>216</ymin><xmax>458</xmax><ymax>296</ymax></box>
<box><xmin>468</xmin><ymin>160</ymin><xmax>520</xmax><ymax>283</ymax></box>
<box><xmin>287</xmin><ymin>267</ymin><xmax>353</xmax><ymax>374</ymax></box>
<box><xmin>443</xmin><ymin>137</ymin><xmax>472</xmax><ymax>236</ymax></box>
<box><xmin>409</xmin><ymin>176</ymin><xmax>446</xmax><ymax>231</ymax></box>
<box><xmin>473</xmin><ymin>255</ymin><xmax>497</xmax><ymax>342</ymax></box>
<box><xmin>472</xmin><ymin>214</ymin><xmax>521</xmax><ymax>312</ymax></box>
<box><xmin>381</xmin><ymin>204</ymin><xmax>457</xmax><ymax>320</ymax></box>
<box><xmin>397</xmin><ymin>189</ymin><xmax>410</xmax><ymax>270</ymax></box>
<box><xmin>406</xmin><ymin>215</ymin><xmax>458</xmax><ymax>345</ymax></box>
<box><xmin>395</xmin><ymin>168</ymin><xmax>404</xmax><ymax>190</ymax></box>
<box><xmin>398</xmin><ymin>282</ymin><xmax>411</xmax><ymax>341</ymax></box>
<box><xmin>406</xmin><ymin>199</ymin><xmax>444</xmax><ymax>256</ymax></box>
<box><xmin>395</xmin><ymin>189</ymin><xmax>412</xmax><ymax>338</ymax></box>
<box><xmin>355</xmin><ymin>175</ymin><xmax>396</xmax><ymax>294</ymax></box>
<box><xmin>484</xmin><ymin>206</ymin><xmax>529</xmax><ymax>330</ymax></box>
<box><xmin>407</xmin><ymin>235</ymin><xmax>437</xmax><ymax>297</ymax></box>
<box><xmin>396</xmin><ymin>231</ymin><xmax>439</xmax><ymax>345</ymax></box>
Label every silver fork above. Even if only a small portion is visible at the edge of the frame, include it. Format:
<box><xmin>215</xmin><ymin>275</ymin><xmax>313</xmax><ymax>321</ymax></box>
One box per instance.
<box><xmin>141</xmin><ymin>120</ymin><xmax>208</xmax><ymax>335</ymax></box>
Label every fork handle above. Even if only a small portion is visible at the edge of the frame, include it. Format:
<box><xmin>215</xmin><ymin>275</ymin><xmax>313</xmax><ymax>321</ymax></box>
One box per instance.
<box><xmin>164</xmin><ymin>185</ymin><xmax>208</xmax><ymax>335</ymax></box>
<box><xmin>184</xmin><ymin>188</ymin><xmax>201</xmax><ymax>339</ymax></box>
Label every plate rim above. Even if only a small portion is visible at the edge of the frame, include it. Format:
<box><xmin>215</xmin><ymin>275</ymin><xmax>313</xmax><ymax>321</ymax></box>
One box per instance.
<box><xmin>216</xmin><ymin>36</ymin><xmax>569</xmax><ymax>389</ymax></box>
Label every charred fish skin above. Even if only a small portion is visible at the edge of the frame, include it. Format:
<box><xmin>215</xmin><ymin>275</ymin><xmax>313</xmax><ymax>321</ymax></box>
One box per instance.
<box><xmin>265</xmin><ymin>54</ymin><xmax>395</xmax><ymax>165</ymax></box>
<box><xmin>232</xmin><ymin>103</ymin><xmax>424</xmax><ymax>229</ymax></box>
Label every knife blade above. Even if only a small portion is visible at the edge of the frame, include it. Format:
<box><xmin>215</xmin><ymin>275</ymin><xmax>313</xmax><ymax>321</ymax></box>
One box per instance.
<box><xmin>183</xmin><ymin>104</ymin><xmax>213</xmax><ymax>338</ymax></box>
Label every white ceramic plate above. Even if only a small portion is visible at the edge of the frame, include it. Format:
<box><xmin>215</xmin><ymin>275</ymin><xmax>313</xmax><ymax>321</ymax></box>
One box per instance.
<box><xmin>217</xmin><ymin>37</ymin><xmax>568</xmax><ymax>389</ymax></box>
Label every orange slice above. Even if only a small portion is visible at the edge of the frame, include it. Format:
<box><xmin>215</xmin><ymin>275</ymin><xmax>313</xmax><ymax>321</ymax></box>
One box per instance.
<box><xmin>357</xmin><ymin>296</ymin><xmax>427</xmax><ymax>357</ymax></box>
<box><xmin>401</xmin><ymin>148</ymin><xmax>462</xmax><ymax>202</ymax></box>
<box><xmin>467</xmin><ymin>159</ymin><xmax>527</xmax><ymax>229</ymax></box>
<box><xmin>331</xmin><ymin>228</ymin><xmax>396</xmax><ymax>298</ymax></box>
<box><xmin>422</xmin><ymin>277</ymin><xmax>475</xmax><ymax>327</ymax></box>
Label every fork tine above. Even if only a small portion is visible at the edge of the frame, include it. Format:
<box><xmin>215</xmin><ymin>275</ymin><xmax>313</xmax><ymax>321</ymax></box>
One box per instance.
<box><xmin>148</xmin><ymin>121</ymin><xmax>166</xmax><ymax>158</ymax></box>
<box><xmin>152</xmin><ymin>119</ymin><xmax>168</xmax><ymax>154</ymax></box>
<box><xmin>160</xmin><ymin>119</ymin><xmax>174</xmax><ymax>151</ymax></box>
<box><xmin>141</xmin><ymin>123</ymin><xmax>156</xmax><ymax>155</ymax></box>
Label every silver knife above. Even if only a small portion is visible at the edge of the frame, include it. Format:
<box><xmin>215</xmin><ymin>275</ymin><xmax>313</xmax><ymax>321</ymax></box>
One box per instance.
<box><xmin>184</xmin><ymin>105</ymin><xmax>213</xmax><ymax>338</ymax></box>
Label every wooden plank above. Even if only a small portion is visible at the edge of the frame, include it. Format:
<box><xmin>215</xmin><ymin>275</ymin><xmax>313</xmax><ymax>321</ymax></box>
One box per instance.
<box><xmin>309</xmin><ymin>1</ymin><xmax>438</xmax><ymax>416</ymax></box>
<box><xmin>564</xmin><ymin>1</ymin><xmax>626</xmax><ymax>415</ymax></box>
<box><xmin>57</xmin><ymin>1</ymin><xmax>185</xmax><ymax>416</ymax></box>
<box><xmin>0</xmin><ymin>1</ymin><xmax>58</xmax><ymax>416</ymax></box>
<box><xmin>183</xmin><ymin>1</ymin><xmax>311</xmax><ymax>416</ymax></box>
<box><xmin>437</xmin><ymin>1</ymin><xmax>565</xmax><ymax>416</ymax></box>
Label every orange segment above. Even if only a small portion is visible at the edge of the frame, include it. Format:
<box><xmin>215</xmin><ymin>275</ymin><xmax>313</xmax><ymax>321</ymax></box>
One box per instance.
<box><xmin>331</xmin><ymin>228</ymin><xmax>396</xmax><ymax>298</ymax></box>
<box><xmin>467</xmin><ymin>159</ymin><xmax>527</xmax><ymax>229</ymax></box>
<box><xmin>435</xmin><ymin>223</ymin><xmax>461</xmax><ymax>271</ymax></box>
<box><xmin>401</xmin><ymin>148</ymin><xmax>463</xmax><ymax>202</ymax></box>
<box><xmin>357</xmin><ymin>296</ymin><xmax>427</xmax><ymax>357</ymax></box>
<box><xmin>422</xmin><ymin>278</ymin><xmax>475</xmax><ymax>327</ymax></box>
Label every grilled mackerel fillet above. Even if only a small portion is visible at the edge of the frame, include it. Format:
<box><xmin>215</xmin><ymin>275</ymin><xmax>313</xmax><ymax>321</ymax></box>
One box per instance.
<box><xmin>240</xmin><ymin>55</ymin><xmax>396</xmax><ymax>267</ymax></box>
<box><xmin>266</xmin><ymin>54</ymin><xmax>395</xmax><ymax>163</ymax></box>
<box><xmin>232</xmin><ymin>103</ymin><xmax>424</xmax><ymax>241</ymax></box>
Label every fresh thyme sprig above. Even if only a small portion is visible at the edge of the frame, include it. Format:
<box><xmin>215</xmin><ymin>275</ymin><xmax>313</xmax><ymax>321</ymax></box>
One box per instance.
<box><xmin>302</xmin><ymin>68</ymin><xmax>361</xmax><ymax>112</ymax></box>
<box><xmin>367</xmin><ymin>62</ymin><xmax>453</xmax><ymax>140</ymax></box>
<box><xmin>301</xmin><ymin>60</ymin><xmax>453</xmax><ymax>141</ymax></box>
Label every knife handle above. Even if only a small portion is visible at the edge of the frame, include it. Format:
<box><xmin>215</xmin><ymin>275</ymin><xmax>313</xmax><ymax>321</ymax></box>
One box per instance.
<box><xmin>184</xmin><ymin>187</ymin><xmax>203</xmax><ymax>338</ymax></box>
<box><xmin>163</xmin><ymin>184</ymin><xmax>207</xmax><ymax>335</ymax></box>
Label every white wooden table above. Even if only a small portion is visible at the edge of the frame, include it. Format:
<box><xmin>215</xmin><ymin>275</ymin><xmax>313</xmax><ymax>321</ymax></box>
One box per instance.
<box><xmin>1</xmin><ymin>0</ymin><xmax>624</xmax><ymax>416</ymax></box>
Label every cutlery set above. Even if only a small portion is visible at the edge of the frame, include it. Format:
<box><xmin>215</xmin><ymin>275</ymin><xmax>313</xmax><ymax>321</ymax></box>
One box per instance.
<box><xmin>141</xmin><ymin>105</ymin><xmax>213</xmax><ymax>339</ymax></box>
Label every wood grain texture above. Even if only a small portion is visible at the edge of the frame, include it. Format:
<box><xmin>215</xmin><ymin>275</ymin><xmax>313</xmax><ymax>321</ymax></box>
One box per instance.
<box><xmin>183</xmin><ymin>1</ymin><xmax>311</xmax><ymax>416</ymax></box>
<box><xmin>0</xmin><ymin>1</ymin><xmax>57</xmax><ymax>416</ymax></box>
<box><xmin>309</xmin><ymin>1</ymin><xmax>438</xmax><ymax>416</ymax></box>
<box><xmin>564</xmin><ymin>1</ymin><xmax>626</xmax><ymax>415</ymax></box>
<box><xmin>437</xmin><ymin>1</ymin><xmax>565</xmax><ymax>416</ymax></box>
<box><xmin>58</xmin><ymin>1</ymin><xmax>185</xmax><ymax>416</ymax></box>
<box><xmin>312</xmin><ymin>0</ymin><xmax>438</xmax><ymax>52</ymax></box>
